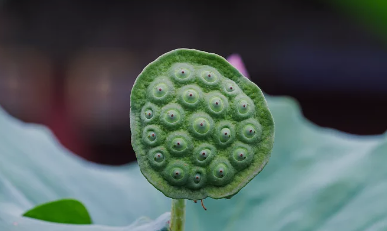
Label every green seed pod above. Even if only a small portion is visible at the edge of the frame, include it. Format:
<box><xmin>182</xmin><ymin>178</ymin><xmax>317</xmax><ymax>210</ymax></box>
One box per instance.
<box><xmin>130</xmin><ymin>49</ymin><xmax>275</xmax><ymax>200</ymax></box>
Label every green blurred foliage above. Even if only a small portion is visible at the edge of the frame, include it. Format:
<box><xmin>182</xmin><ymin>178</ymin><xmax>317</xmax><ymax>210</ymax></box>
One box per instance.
<box><xmin>329</xmin><ymin>0</ymin><xmax>387</xmax><ymax>39</ymax></box>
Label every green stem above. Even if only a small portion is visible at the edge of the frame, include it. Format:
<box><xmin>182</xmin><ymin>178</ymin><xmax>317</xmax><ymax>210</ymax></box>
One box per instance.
<box><xmin>169</xmin><ymin>199</ymin><xmax>186</xmax><ymax>231</ymax></box>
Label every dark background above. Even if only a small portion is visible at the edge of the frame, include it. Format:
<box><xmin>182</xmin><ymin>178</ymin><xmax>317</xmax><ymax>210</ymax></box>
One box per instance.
<box><xmin>1</xmin><ymin>0</ymin><xmax>386</xmax><ymax>165</ymax></box>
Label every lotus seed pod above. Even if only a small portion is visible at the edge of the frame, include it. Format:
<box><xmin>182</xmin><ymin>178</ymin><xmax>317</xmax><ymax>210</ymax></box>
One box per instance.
<box><xmin>130</xmin><ymin>49</ymin><xmax>275</xmax><ymax>200</ymax></box>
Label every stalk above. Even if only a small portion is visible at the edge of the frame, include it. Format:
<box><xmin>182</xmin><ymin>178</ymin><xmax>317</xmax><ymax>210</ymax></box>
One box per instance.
<box><xmin>169</xmin><ymin>199</ymin><xmax>186</xmax><ymax>231</ymax></box>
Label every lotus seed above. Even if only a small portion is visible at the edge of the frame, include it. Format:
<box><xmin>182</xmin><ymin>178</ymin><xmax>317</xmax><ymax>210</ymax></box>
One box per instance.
<box><xmin>197</xmin><ymin>67</ymin><xmax>221</xmax><ymax>88</ymax></box>
<box><xmin>193</xmin><ymin>118</ymin><xmax>210</xmax><ymax>134</ymax></box>
<box><xmin>154</xmin><ymin>153</ymin><xmax>164</xmax><ymax>162</ymax></box>
<box><xmin>222</xmin><ymin>80</ymin><xmax>240</xmax><ymax>98</ymax></box>
<box><xmin>228</xmin><ymin>142</ymin><xmax>254</xmax><ymax>170</ymax></box>
<box><xmin>166</xmin><ymin>131</ymin><xmax>193</xmax><ymax>157</ymax></box>
<box><xmin>203</xmin><ymin>72</ymin><xmax>215</xmax><ymax>82</ymax></box>
<box><xmin>165</xmin><ymin>110</ymin><xmax>179</xmax><ymax>123</ymax></box>
<box><xmin>176</xmin><ymin>69</ymin><xmax>189</xmax><ymax>79</ymax></box>
<box><xmin>183</xmin><ymin>90</ymin><xmax>199</xmax><ymax>103</ymax></box>
<box><xmin>206</xmin><ymin>92</ymin><xmax>228</xmax><ymax>116</ymax></box>
<box><xmin>238</xmin><ymin>100</ymin><xmax>249</xmax><ymax>114</ymax></box>
<box><xmin>154</xmin><ymin>84</ymin><xmax>167</xmax><ymax>97</ymax></box>
<box><xmin>194</xmin><ymin>173</ymin><xmax>201</xmax><ymax>183</ymax></box>
<box><xmin>147</xmin><ymin>146</ymin><xmax>169</xmax><ymax>170</ymax></box>
<box><xmin>170</xmin><ymin>63</ymin><xmax>195</xmax><ymax>83</ymax></box>
<box><xmin>198</xmin><ymin>149</ymin><xmax>210</xmax><ymax>161</ymax></box>
<box><xmin>145</xmin><ymin>110</ymin><xmax>153</xmax><ymax>119</ymax></box>
<box><xmin>210</xmin><ymin>97</ymin><xmax>223</xmax><ymax>112</ymax></box>
<box><xmin>220</xmin><ymin>128</ymin><xmax>231</xmax><ymax>142</ymax></box>
<box><xmin>226</xmin><ymin>83</ymin><xmax>236</xmax><ymax>93</ymax></box>
<box><xmin>234</xmin><ymin>148</ymin><xmax>247</xmax><ymax>161</ymax></box>
<box><xmin>147</xmin><ymin>132</ymin><xmax>156</xmax><ymax>141</ymax></box>
<box><xmin>173</xmin><ymin>138</ymin><xmax>184</xmax><ymax>149</ymax></box>
<box><xmin>237</xmin><ymin>119</ymin><xmax>262</xmax><ymax>144</ymax></box>
<box><xmin>177</xmin><ymin>85</ymin><xmax>203</xmax><ymax>109</ymax></box>
<box><xmin>173</xmin><ymin>168</ymin><xmax>183</xmax><ymax>179</ymax></box>
<box><xmin>192</xmin><ymin>143</ymin><xmax>216</xmax><ymax>167</ymax></box>
<box><xmin>140</xmin><ymin>103</ymin><xmax>159</xmax><ymax>124</ymax></box>
<box><xmin>243</xmin><ymin>125</ymin><xmax>256</xmax><ymax>138</ymax></box>
<box><xmin>215</xmin><ymin>165</ymin><xmax>226</xmax><ymax>178</ymax></box>
<box><xmin>160</xmin><ymin>103</ymin><xmax>184</xmax><ymax>129</ymax></box>
<box><xmin>189</xmin><ymin>112</ymin><xmax>214</xmax><ymax>138</ymax></box>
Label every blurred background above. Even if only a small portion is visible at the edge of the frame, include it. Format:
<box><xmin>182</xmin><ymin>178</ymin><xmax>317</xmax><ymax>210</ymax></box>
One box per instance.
<box><xmin>0</xmin><ymin>0</ymin><xmax>386</xmax><ymax>165</ymax></box>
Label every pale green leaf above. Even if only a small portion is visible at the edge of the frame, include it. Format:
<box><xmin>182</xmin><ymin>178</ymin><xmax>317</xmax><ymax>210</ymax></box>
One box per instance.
<box><xmin>0</xmin><ymin>93</ymin><xmax>386</xmax><ymax>230</ymax></box>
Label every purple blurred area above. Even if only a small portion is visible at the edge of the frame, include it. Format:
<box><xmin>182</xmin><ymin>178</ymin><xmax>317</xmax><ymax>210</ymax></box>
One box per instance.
<box><xmin>0</xmin><ymin>0</ymin><xmax>386</xmax><ymax>165</ymax></box>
